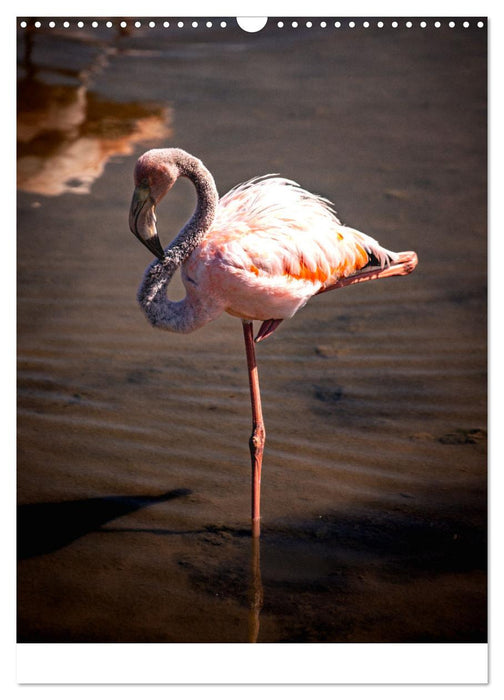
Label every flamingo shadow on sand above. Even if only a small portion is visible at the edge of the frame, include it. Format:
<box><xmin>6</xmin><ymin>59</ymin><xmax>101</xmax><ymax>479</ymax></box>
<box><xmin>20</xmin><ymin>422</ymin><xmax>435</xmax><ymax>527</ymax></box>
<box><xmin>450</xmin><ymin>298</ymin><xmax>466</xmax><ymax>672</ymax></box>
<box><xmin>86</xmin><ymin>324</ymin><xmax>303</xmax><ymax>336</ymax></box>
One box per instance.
<box><xmin>17</xmin><ymin>488</ymin><xmax>192</xmax><ymax>559</ymax></box>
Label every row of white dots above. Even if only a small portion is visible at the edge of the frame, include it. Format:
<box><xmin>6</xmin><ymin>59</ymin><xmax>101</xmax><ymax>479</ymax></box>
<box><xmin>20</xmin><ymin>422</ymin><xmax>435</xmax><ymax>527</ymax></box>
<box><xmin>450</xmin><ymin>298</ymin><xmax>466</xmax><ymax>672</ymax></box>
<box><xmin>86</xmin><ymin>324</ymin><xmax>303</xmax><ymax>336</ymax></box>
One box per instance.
<box><xmin>19</xmin><ymin>20</ymin><xmax>229</xmax><ymax>29</ymax></box>
<box><xmin>279</xmin><ymin>20</ymin><xmax>485</xmax><ymax>29</ymax></box>
<box><xmin>19</xmin><ymin>19</ymin><xmax>486</xmax><ymax>30</ymax></box>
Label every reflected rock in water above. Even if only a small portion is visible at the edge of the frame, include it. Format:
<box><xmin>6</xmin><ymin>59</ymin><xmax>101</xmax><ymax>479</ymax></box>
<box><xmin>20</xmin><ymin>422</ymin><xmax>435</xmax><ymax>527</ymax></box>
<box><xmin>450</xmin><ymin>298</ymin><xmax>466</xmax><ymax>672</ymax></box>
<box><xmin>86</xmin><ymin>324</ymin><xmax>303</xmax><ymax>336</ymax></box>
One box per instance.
<box><xmin>17</xmin><ymin>27</ymin><xmax>173</xmax><ymax>196</ymax></box>
<box><xmin>18</xmin><ymin>77</ymin><xmax>173</xmax><ymax>196</ymax></box>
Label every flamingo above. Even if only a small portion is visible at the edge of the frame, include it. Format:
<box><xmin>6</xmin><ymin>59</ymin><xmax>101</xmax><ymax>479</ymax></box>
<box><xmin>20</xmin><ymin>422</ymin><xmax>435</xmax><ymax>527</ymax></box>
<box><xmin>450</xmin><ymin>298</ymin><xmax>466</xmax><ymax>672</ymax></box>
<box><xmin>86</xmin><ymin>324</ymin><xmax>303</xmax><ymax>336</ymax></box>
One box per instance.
<box><xmin>128</xmin><ymin>148</ymin><xmax>418</xmax><ymax>537</ymax></box>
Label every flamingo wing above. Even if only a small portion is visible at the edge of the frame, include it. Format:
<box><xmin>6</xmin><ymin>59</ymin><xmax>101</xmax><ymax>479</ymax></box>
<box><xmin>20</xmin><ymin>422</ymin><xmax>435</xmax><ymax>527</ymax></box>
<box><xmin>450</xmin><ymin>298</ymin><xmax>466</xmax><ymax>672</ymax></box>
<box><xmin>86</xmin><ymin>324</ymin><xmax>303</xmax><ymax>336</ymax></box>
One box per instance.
<box><xmin>185</xmin><ymin>176</ymin><xmax>396</xmax><ymax>335</ymax></box>
<box><xmin>213</xmin><ymin>175</ymin><xmax>394</xmax><ymax>285</ymax></box>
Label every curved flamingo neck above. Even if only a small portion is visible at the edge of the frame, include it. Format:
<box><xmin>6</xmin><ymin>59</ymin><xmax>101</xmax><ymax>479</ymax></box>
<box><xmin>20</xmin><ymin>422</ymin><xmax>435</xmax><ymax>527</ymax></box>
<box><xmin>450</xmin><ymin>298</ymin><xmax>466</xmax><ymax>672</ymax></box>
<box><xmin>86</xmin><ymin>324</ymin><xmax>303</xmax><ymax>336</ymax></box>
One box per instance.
<box><xmin>137</xmin><ymin>150</ymin><xmax>220</xmax><ymax>333</ymax></box>
<box><xmin>169</xmin><ymin>150</ymin><xmax>219</xmax><ymax>259</ymax></box>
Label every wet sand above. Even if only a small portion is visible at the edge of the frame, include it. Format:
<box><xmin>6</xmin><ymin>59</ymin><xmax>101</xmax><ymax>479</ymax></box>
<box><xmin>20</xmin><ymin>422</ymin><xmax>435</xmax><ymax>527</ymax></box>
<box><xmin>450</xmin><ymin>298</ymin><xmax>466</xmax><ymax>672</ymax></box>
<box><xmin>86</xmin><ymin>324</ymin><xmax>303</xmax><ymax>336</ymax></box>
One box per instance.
<box><xmin>17</xmin><ymin>20</ymin><xmax>486</xmax><ymax>643</ymax></box>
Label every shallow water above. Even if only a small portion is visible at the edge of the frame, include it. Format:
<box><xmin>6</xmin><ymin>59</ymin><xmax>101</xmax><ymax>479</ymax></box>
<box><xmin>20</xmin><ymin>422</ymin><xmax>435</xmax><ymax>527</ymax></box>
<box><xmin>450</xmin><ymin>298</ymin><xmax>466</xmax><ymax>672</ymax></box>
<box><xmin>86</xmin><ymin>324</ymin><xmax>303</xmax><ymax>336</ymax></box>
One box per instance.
<box><xmin>17</xmin><ymin>20</ymin><xmax>487</xmax><ymax>643</ymax></box>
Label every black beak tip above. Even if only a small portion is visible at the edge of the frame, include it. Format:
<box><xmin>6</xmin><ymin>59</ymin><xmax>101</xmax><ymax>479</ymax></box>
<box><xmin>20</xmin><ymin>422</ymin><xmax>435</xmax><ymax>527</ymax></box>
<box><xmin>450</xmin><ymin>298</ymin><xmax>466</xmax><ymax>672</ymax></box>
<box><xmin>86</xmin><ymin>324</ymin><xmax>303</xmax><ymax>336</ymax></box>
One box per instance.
<box><xmin>146</xmin><ymin>234</ymin><xmax>166</xmax><ymax>260</ymax></box>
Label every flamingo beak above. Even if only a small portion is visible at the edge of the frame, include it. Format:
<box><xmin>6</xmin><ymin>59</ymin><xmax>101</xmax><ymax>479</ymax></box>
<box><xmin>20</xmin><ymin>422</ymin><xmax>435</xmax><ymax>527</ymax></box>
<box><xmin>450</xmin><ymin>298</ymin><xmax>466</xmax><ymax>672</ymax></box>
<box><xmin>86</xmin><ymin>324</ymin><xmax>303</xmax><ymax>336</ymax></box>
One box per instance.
<box><xmin>129</xmin><ymin>184</ymin><xmax>166</xmax><ymax>260</ymax></box>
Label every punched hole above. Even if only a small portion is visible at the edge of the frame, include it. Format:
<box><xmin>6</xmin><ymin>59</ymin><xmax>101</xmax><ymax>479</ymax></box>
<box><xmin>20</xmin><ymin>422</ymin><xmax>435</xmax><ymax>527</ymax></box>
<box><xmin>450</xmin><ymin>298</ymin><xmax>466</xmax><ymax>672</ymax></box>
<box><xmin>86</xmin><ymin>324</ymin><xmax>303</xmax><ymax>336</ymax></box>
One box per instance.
<box><xmin>237</xmin><ymin>17</ymin><xmax>268</xmax><ymax>32</ymax></box>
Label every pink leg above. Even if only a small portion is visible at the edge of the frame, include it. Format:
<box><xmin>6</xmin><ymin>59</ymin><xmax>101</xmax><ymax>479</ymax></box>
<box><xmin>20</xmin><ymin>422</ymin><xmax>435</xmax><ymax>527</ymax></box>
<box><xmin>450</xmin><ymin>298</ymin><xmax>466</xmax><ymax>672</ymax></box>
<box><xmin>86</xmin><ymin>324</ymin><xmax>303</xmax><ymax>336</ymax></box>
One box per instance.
<box><xmin>242</xmin><ymin>320</ymin><xmax>265</xmax><ymax>538</ymax></box>
<box><xmin>317</xmin><ymin>251</ymin><xmax>418</xmax><ymax>294</ymax></box>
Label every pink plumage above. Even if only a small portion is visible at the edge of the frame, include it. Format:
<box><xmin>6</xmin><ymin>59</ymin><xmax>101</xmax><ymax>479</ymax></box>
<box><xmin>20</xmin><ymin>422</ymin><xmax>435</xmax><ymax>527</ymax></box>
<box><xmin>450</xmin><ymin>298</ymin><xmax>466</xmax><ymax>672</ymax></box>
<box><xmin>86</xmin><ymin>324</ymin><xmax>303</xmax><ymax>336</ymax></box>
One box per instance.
<box><xmin>182</xmin><ymin>174</ymin><xmax>406</xmax><ymax>336</ymax></box>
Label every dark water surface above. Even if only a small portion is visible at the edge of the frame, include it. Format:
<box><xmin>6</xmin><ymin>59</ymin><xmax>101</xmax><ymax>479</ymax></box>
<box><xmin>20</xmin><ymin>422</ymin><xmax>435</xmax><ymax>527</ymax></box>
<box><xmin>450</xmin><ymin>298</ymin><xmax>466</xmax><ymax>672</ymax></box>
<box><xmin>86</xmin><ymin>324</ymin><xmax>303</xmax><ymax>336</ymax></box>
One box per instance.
<box><xmin>17</xmin><ymin>20</ymin><xmax>486</xmax><ymax>643</ymax></box>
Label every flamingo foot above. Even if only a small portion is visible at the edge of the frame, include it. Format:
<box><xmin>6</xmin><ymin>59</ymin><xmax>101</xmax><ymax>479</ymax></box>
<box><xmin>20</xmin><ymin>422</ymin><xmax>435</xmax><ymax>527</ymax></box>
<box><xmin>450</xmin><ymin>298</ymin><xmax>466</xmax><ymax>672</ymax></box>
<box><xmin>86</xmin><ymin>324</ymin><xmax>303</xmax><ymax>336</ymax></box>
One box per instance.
<box><xmin>255</xmin><ymin>318</ymin><xmax>284</xmax><ymax>343</ymax></box>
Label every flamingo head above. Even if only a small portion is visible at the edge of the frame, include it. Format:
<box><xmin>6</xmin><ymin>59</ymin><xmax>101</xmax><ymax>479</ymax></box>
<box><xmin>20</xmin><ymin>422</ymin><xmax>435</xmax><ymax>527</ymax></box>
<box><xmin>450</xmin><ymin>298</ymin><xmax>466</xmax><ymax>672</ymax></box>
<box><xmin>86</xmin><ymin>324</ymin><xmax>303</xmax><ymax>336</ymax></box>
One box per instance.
<box><xmin>129</xmin><ymin>149</ymin><xmax>179</xmax><ymax>260</ymax></box>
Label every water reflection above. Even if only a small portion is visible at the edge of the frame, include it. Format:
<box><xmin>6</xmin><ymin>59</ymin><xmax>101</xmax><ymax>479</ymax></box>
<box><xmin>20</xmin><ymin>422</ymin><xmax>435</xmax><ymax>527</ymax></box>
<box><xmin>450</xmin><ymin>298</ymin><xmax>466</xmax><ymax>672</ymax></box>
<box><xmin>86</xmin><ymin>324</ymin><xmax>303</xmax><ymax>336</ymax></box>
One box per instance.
<box><xmin>17</xmin><ymin>27</ymin><xmax>172</xmax><ymax>196</ymax></box>
<box><xmin>103</xmin><ymin>519</ymin><xmax>265</xmax><ymax>643</ymax></box>
<box><xmin>248</xmin><ymin>535</ymin><xmax>264</xmax><ymax>642</ymax></box>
